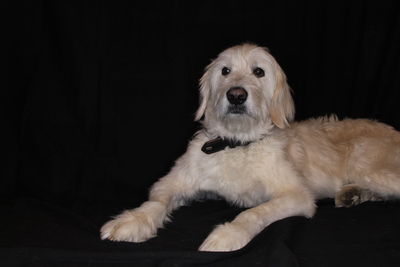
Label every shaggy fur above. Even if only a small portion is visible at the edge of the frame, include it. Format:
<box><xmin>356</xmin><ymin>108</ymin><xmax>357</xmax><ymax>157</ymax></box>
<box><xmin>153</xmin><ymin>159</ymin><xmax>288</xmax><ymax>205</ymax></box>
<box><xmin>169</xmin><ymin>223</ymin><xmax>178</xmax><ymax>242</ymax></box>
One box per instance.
<box><xmin>101</xmin><ymin>44</ymin><xmax>400</xmax><ymax>252</ymax></box>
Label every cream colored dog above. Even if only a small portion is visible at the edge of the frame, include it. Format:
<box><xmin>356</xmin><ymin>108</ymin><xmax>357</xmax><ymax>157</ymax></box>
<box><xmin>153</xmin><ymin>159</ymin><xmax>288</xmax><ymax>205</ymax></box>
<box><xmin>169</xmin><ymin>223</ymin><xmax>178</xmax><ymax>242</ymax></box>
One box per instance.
<box><xmin>101</xmin><ymin>43</ymin><xmax>400</xmax><ymax>252</ymax></box>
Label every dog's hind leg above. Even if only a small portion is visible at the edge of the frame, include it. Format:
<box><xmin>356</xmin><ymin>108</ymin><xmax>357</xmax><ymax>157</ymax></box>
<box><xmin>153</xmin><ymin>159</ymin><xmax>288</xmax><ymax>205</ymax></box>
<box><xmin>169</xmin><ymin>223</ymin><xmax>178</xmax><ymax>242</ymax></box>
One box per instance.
<box><xmin>358</xmin><ymin>168</ymin><xmax>400</xmax><ymax>200</ymax></box>
<box><xmin>100</xmin><ymin>163</ymin><xmax>198</xmax><ymax>242</ymax></box>
<box><xmin>336</xmin><ymin>166</ymin><xmax>400</xmax><ymax>208</ymax></box>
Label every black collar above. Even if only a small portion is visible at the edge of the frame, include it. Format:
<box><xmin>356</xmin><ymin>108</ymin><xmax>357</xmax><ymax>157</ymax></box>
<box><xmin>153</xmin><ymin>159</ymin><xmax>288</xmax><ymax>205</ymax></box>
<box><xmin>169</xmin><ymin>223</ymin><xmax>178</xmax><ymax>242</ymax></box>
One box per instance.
<box><xmin>201</xmin><ymin>137</ymin><xmax>251</xmax><ymax>154</ymax></box>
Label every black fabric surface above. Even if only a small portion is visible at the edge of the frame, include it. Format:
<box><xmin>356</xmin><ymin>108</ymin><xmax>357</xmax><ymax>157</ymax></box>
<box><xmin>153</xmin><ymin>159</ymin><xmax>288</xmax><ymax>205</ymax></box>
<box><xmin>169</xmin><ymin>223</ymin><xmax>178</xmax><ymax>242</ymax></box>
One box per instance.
<box><xmin>1</xmin><ymin>199</ymin><xmax>400</xmax><ymax>266</ymax></box>
<box><xmin>4</xmin><ymin>0</ymin><xmax>400</xmax><ymax>266</ymax></box>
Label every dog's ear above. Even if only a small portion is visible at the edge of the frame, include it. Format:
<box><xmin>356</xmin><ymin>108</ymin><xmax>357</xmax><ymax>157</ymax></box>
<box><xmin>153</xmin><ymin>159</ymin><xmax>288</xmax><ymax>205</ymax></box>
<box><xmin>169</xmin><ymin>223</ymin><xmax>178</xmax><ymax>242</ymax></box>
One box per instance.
<box><xmin>195</xmin><ymin>63</ymin><xmax>213</xmax><ymax>121</ymax></box>
<box><xmin>269</xmin><ymin>60</ymin><xmax>295</xmax><ymax>129</ymax></box>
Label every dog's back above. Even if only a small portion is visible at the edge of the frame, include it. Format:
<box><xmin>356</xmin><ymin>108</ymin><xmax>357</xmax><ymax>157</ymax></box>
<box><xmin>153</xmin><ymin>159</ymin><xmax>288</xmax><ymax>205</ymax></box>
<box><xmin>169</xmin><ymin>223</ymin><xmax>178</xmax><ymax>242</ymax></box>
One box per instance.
<box><xmin>286</xmin><ymin>117</ymin><xmax>400</xmax><ymax>200</ymax></box>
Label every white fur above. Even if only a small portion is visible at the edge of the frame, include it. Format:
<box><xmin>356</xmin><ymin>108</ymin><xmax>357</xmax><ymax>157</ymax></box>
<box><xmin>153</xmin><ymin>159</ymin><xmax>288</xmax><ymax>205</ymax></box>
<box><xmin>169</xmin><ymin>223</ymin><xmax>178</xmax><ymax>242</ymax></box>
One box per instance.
<box><xmin>101</xmin><ymin>44</ymin><xmax>400</xmax><ymax>252</ymax></box>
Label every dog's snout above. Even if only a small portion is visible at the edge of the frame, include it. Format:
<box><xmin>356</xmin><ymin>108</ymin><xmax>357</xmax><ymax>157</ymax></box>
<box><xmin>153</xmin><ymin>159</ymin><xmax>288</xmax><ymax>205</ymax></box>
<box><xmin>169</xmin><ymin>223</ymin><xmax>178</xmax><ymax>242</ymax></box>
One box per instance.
<box><xmin>226</xmin><ymin>87</ymin><xmax>248</xmax><ymax>105</ymax></box>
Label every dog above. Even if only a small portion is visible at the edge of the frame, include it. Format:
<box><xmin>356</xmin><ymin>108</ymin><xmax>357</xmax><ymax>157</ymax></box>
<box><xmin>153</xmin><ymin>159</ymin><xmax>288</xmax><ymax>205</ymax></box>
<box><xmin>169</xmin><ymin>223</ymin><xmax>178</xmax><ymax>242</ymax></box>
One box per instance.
<box><xmin>100</xmin><ymin>43</ymin><xmax>400</xmax><ymax>252</ymax></box>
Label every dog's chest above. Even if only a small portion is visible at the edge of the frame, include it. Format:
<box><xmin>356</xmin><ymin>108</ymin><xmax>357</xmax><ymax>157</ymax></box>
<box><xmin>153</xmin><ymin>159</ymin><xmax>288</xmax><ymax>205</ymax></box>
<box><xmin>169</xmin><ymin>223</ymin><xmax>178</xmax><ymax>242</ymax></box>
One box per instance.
<box><xmin>196</xmin><ymin>146</ymin><xmax>273</xmax><ymax>207</ymax></box>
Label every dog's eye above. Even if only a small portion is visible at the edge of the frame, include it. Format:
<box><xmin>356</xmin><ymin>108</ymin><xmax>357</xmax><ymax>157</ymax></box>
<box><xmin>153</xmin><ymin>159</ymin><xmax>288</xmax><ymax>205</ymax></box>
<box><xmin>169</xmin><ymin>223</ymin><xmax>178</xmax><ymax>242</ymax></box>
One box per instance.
<box><xmin>221</xmin><ymin>67</ymin><xmax>231</xmax><ymax>76</ymax></box>
<box><xmin>253</xmin><ymin>67</ymin><xmax>265</xmax><ymax>78</ymax></box>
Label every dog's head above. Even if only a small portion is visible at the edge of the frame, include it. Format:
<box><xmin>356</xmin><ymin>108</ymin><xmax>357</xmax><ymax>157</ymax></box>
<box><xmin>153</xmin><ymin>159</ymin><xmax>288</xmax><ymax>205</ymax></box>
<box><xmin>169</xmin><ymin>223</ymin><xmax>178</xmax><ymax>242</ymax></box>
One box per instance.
<box><xmin>195</xmin><ymin>43</ymin><xmax>294</xmax><ymax>143</ymax></box>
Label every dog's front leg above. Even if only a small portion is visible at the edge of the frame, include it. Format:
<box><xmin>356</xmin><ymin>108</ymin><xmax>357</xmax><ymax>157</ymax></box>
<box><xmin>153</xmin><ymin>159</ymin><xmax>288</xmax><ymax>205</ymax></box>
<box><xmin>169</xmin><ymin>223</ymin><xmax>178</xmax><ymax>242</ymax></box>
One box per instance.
<box><xmin>100</xmin><ymin>164</ymin><xmax>197</xmax><ymax>242</ymax></box>
<box><xmin>199</xmin><ymin>191</ymin><xmax>315</xmax><ymax>252</ymax></box>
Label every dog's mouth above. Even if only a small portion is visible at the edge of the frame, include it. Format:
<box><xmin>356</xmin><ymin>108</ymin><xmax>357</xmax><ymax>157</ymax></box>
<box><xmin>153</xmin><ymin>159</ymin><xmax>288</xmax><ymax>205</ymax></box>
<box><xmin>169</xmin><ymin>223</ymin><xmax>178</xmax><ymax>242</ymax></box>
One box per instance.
<box><xmin>227</xmin><ymin>104</ymin><xmax>247</xmax><ymax>115</ymax></box>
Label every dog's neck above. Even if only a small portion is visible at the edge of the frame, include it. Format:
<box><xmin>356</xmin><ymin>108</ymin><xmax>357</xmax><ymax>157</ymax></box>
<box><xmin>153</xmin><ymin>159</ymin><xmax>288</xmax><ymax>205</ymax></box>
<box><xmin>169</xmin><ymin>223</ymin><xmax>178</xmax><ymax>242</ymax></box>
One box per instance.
<box><xmin>201</xmin><ymin>136</ymin><xmax>252</xmax><ymax>154</ymax></box>
<box><xmin>201</xmin><ymin>116</ymin><xmax>276</xmax><ymax>145</ymax></box>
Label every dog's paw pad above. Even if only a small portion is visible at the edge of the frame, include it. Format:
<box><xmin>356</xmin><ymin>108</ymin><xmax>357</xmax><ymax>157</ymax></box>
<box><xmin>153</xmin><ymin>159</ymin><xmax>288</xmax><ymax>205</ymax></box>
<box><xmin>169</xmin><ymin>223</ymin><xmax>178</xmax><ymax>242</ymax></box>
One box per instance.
<box><xmin>335</xmin><ymin>186</ymin><xmax>363</xmax><ymax>208</ymax></box>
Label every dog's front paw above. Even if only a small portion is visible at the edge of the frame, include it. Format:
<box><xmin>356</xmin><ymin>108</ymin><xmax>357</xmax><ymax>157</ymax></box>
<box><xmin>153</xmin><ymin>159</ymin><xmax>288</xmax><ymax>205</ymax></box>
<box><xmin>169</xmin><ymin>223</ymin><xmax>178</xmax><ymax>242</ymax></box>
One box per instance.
<box><xmin>100</xmin><ymin>210</ymin><xmax>157</xmax><ymax>242</ymax></box>
<box><xmin>199</xmin><ymin>222</ymin><xmax>252</xmax><ymax>252</ymax></box>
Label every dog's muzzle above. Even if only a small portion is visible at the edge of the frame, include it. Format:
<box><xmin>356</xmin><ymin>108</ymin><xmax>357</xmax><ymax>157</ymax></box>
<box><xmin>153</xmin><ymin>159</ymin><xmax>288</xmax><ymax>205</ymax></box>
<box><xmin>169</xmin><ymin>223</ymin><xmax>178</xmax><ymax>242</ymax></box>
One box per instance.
<box><xmin>226</xmin><ymin>87</ymin><xmax>247</xmax><ymax>114</ymax></box>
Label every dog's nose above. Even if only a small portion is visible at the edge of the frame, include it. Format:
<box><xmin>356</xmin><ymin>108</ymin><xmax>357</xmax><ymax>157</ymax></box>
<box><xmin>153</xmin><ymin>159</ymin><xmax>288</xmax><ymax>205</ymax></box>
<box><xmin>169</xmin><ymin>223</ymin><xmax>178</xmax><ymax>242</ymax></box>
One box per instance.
<box><xmin>226</xmin><ymin>87</ymin><xmax>248</xmax><ymax>105</ymax></box>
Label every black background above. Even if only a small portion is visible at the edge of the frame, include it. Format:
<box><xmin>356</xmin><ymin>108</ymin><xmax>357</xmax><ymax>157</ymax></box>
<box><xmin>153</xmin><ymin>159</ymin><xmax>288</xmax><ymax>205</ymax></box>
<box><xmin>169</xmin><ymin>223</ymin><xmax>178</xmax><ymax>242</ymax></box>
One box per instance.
<box><xmin>4</xmin><ymin>1</ymin><xmax>400</xmax><ymax>266</ymax></box>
